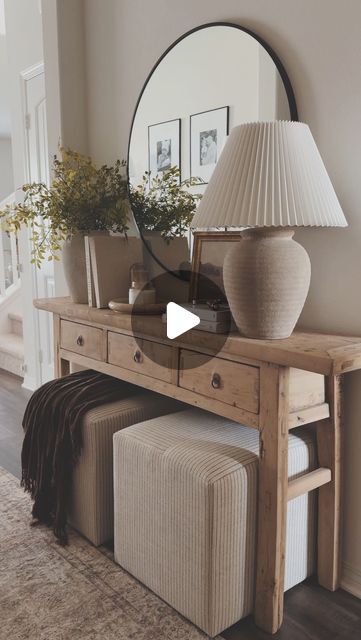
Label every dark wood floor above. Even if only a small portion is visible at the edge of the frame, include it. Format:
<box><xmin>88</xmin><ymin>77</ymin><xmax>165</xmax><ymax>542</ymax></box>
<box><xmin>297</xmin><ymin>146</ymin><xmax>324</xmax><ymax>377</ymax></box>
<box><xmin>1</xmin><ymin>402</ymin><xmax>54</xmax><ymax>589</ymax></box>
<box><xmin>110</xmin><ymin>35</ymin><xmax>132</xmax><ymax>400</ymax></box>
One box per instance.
<box><xmin>0</xmin><ymin>369</ymin><xmax>31</xmax><ymax>479</ymax></box>
<box><xmin>0</xmin><ymin>369</ymin><xmax>360</xmax><ymax>639</ymax></box>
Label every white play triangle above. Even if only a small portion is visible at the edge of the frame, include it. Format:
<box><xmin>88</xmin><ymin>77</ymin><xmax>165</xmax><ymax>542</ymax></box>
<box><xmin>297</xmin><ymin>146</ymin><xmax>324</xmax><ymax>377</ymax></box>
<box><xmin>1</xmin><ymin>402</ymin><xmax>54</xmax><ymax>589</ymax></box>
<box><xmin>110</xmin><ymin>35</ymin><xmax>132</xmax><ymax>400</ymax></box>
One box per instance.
<box><xmin>166</xmin><ymin>302</ymin><xmax>200</xmax><ymax>340</ymax></box>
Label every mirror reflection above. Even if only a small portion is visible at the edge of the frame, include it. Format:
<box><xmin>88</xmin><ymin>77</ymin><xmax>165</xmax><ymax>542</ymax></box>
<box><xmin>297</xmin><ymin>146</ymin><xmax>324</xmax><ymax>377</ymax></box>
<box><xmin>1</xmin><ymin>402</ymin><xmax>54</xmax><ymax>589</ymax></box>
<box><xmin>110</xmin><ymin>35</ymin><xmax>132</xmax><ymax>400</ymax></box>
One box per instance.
<box><xmin>128</xmin><ymin>24</ymin><xmax>295</xmax><ymax>280</ymax></box>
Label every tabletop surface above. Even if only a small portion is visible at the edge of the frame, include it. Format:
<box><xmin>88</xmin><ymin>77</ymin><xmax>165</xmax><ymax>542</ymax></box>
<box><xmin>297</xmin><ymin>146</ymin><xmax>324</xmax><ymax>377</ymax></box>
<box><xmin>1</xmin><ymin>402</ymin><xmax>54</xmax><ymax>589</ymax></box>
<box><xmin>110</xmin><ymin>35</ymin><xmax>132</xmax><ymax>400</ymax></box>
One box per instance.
<box><xmin>34</xmin><ymin>297</ymin><xmax>361</xmax><ymax>375</ymax></box>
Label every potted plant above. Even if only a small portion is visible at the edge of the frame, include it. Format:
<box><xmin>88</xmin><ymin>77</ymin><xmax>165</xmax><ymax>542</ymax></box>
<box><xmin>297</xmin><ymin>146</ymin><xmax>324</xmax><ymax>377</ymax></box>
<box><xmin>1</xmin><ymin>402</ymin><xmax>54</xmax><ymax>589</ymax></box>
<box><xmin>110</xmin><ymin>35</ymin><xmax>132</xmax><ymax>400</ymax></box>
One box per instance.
<box><xmin>0</xmin><ymin>148</ymin><xmax>129</xmax><ymax>303</ymax></box>
<box><xmin>129</xmin><ymin>166</ymin><xmax>203</xmax><ymax>240</ymax></box>
<box><xmin>128</xmin><ymin>166</ymin><xmax>203</xmax><ymax>288</ymax></box>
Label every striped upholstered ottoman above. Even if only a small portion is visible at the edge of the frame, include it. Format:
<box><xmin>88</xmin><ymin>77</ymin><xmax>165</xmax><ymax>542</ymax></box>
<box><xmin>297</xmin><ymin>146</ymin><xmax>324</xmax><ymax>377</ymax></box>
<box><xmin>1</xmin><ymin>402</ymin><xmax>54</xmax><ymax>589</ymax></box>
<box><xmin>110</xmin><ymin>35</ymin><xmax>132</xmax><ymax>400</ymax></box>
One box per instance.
<box><xmin>68</xmin><ymin>386</ymin><xmax>183</xmax><ymax>546</ymax></box>
<box><xmin>113</xmin><ymin>408</ymin><xmax>316</xmax><ymax>637</ymax></box>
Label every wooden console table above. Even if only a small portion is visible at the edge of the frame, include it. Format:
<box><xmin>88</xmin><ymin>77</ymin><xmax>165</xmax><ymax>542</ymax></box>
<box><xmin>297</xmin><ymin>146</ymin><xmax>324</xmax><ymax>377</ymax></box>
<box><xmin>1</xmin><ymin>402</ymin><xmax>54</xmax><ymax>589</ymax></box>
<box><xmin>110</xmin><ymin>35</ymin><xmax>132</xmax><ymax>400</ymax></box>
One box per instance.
<box><xmin>35</xmin><ymin>296</ymin><xmax>361</xmax><ymax>634</ymax></box>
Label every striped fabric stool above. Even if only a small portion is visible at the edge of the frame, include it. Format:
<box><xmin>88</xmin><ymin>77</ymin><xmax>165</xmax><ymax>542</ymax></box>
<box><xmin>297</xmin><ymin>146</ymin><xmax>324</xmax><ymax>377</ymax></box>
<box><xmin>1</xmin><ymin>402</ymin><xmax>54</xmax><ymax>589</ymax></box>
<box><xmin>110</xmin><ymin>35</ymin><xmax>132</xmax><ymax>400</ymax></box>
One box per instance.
<box><xmin>68</xmin><ymin>386</ymin><xmax>183</xmax><ymax>546</ymax></box>
<box><xmin>113</xmin><ymin>408</ymin><xmax>317</xmax><ymax>637</ymax></box>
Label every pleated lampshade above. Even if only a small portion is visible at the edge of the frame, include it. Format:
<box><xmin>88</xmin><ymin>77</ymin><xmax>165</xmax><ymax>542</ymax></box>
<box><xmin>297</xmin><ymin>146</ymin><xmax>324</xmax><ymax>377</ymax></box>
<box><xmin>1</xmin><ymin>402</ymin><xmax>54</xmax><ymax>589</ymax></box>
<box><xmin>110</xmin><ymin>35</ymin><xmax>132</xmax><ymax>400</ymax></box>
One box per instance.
<box><xmin>191</xmin><ymin>121</ymin><xmax>348</xmax><ymax>229</ymax></box>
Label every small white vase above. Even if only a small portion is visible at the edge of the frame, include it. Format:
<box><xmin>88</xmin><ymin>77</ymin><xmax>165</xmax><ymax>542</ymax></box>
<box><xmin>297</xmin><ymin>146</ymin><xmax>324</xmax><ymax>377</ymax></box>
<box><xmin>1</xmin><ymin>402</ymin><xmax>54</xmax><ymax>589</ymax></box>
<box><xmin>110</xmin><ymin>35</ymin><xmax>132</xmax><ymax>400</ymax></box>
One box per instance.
<box><xmin>223</xmin><ymin>229</ymin><xmax>311</xmax><ymax>339</ymax></box>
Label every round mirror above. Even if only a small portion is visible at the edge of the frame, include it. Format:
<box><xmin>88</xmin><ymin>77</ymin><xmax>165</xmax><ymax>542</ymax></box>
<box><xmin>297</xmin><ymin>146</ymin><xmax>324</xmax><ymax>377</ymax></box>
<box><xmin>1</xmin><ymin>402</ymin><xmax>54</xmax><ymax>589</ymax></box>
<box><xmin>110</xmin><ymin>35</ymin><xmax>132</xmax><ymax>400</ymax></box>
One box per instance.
<box><xmin>128</xmin><ymin>22</ymin><xmax>298</xmax><ymax>278</ymax></box>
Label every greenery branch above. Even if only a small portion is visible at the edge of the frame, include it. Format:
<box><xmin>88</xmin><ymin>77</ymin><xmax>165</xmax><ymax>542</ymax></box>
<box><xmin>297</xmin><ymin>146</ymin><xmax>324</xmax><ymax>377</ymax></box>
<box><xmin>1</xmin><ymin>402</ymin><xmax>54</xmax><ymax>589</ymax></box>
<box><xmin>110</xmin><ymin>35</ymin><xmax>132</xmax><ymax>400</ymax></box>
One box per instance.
<box><xmin>129</xmin><ymin>166</ymin><xmax>204</xmax><ymax>241</ymax></box>
<box><xmin>0</xmin><ymin>148</ymin><xmax>129</xmax><ymax>267</ymax></box>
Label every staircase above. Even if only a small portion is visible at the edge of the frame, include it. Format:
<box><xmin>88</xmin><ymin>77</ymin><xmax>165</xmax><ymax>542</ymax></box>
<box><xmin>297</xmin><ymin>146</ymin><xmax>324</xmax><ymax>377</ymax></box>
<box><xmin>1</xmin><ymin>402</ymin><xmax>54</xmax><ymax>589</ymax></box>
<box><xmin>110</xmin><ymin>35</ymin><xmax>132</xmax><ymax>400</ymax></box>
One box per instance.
<box><xmin>0</xmin><ymin>312</ymin><xmax>24</xmax><ymax>377</ymax></box>
<box><xmin>0</xmin><ymin>193</ymin><xmax>24</xmax><ymax>377</ymax></box>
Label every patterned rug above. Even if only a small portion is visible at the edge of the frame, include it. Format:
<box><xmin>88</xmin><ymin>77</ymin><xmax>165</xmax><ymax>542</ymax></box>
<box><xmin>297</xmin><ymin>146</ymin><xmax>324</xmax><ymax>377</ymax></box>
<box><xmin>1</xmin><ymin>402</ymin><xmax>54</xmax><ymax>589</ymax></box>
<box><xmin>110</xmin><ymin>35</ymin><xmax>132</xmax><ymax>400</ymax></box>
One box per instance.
<box><xmin>0</xmin><ymin>466</ymin><xmax>219</xmax><ymax>639</ymax></box>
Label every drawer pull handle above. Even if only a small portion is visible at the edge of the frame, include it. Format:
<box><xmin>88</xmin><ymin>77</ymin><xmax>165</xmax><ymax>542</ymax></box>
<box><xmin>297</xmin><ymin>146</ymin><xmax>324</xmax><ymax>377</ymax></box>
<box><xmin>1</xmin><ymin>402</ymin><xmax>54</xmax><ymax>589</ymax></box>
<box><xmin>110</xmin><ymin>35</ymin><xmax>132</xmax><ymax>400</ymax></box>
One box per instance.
<box><xmin>133</xmin><ymin>349</ymin><xmax>142</xmax><ymax>363</ymax></box>
<box><xmin>76</xmin><ymin>335</ymin><xmax>84</xmax><ymax>347</ymax></box>
<box><xmin>211</xmin><ymin>373</ymin><xmax>221</xmax><ymax>389</ymax></box>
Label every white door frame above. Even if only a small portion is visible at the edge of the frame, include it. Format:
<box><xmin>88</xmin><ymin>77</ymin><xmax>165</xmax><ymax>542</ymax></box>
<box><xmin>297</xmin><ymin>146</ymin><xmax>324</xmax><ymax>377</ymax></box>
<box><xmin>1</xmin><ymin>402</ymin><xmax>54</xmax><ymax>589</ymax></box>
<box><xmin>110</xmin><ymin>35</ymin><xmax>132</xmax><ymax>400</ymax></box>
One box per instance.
<box><xmin>20</xmin><ymin>62</ymin><xmax>47</xmax><ymax>183</ymax></box>
<box><xmin>20</xmin><ymin>61</ymin><xmax>54</xmax><ymax>389</ymax></box>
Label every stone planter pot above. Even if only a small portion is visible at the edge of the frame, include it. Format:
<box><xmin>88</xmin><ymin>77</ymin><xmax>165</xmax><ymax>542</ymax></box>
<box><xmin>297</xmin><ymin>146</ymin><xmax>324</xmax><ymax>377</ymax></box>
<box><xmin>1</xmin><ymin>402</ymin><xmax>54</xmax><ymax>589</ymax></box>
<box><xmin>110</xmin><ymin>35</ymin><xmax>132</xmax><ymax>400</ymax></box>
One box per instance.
<box><xmin>62</xmin><ymin>232</ymin><xmax>108</xmax><ymax>304</ymax></box>
<box><xmin>223</xmin><ymin>229</ymin><xmax>311</xmax><ymax>339</ymax></box>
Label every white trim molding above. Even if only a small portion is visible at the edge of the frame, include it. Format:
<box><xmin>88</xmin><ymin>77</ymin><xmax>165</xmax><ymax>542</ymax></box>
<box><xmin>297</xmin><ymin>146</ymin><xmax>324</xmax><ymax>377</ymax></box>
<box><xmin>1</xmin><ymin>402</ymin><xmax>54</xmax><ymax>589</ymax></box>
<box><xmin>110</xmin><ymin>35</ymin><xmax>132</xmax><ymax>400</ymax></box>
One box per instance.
<box><xmin>341</xmin><ymin>561</ymin><xmax>361</xmax><ymax>599</ymax></box>
<box><xmin>20</xmin><ymin>61</ymin><xmax>44</xmax><ymax>83</ymax></box>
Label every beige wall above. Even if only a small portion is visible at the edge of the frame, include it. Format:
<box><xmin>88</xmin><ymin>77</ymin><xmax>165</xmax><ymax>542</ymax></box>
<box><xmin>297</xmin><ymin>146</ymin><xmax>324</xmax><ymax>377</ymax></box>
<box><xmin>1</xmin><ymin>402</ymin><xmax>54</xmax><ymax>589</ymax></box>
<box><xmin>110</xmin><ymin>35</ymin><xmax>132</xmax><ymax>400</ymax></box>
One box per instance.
<box><xmin>57</xmin><ymin>0</ymin><xmax>361</xmax><ymax>593</ymax></box>
<box><xmin>41</xmin><ymin>0</ymin><xmax>88</xmax><ymax>298</ymax></box>
<box><xmin>4</xmin><ymin>0</ymin><xmax>43</xmax><ymax>188</ymax></box>
<box><xmin>0</xmin><ymin>137</ymin><xmax>13</xmax><ymax>200</ymax></box>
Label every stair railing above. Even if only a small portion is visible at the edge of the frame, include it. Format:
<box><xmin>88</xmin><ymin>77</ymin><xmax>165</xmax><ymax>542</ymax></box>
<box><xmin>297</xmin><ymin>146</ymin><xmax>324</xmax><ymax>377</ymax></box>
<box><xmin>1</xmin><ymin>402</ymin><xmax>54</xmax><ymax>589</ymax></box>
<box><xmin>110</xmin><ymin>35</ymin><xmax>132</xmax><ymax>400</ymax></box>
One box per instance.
<box><xmin>0</xmin><ymin>193</ymin><xmax>20</xmax><ymax>299</ymax></box>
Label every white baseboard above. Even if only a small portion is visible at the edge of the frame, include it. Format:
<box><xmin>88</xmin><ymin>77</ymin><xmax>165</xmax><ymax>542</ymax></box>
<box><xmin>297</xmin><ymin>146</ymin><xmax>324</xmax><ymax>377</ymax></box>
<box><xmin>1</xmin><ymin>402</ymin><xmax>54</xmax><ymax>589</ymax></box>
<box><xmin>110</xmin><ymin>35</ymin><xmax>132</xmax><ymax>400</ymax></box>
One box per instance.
<box><xmin>341</xmin><ymin>561</ymin><xmax>361</xmax><ymax>599</ymax></box>
<box><xmin>22</xmin><ymin>374</ymin><xmax>37</xmax><ymax>392</ymax></box>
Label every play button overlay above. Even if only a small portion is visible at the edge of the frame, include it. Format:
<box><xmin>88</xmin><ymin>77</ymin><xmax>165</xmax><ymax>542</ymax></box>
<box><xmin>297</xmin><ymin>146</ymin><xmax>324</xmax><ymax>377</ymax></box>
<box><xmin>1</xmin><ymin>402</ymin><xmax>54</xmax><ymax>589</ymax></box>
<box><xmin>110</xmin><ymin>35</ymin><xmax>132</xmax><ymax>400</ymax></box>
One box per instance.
<box><xmin>166</xmin><ymin>302</ymin><xmax>200</xmax><ymax>339</ymax></box>
<box><xmin>130</xmin><ymin>271</ymin><xmax>232</xmax><ymax>370</ymax></box>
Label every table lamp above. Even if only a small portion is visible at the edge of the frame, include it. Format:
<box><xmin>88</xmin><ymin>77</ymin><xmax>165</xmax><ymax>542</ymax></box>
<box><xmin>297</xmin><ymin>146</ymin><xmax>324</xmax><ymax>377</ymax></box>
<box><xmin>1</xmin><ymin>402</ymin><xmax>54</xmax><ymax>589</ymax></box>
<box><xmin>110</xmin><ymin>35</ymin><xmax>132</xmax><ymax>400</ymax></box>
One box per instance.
<box><xmin>191</xmin><ymin>121</ymin><xmax>348</xmax><ymax>339</ymax></box>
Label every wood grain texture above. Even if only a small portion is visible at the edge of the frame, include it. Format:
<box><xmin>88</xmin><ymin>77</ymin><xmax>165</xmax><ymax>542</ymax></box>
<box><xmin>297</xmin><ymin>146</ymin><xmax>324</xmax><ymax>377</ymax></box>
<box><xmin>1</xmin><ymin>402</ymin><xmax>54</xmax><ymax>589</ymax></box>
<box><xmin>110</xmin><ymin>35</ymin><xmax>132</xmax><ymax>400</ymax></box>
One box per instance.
<box><xmin>35</xmin><ymin>297</ymin><xmax>361</xmax><ymax>375</ymax></box>
<box><xmin>288</xmin><ymin>369</ymin><xmax>325</xmax><ymax>411</ymax></box>
<box><xmin>59</xmin><ymin>347</ymin><xmax>261</xmax><ymax>429</ymax></box>
<box><xmin>60</xmin><ymin>319</ymin><xmax>105</xmax><ymax>361</ymax></box>
<box><xmin>317</xmin><ymin>375</ymin><xmax>343</xmax><ymax>591</ymax></box>
<box><xmin>255</xmin><ymin>363</ymin><xmax>290</xmax><ymax>634</ymax></box>
<box><xmin>53</xmin><ymin>314</ymin><xmax>70</xmax><ymax>377</ymax></box>
<box><xmin>288</xmin><ymin>403</ymin><xmax>330</xmax><ymax>430</ymax></box>
<box><xmin>288</xmin><ymin>467</ymin><xmax>331</xmax><ymax>502</ymax></box>
<box><xmin>108</xmin><ymin>331</ymin><xmax>174</xmax><ymax>384</ymax></box>
<box><xmin>179</xmin><ymin>349</ymin><xmax>260</xmax><ymax>414</ymax></box>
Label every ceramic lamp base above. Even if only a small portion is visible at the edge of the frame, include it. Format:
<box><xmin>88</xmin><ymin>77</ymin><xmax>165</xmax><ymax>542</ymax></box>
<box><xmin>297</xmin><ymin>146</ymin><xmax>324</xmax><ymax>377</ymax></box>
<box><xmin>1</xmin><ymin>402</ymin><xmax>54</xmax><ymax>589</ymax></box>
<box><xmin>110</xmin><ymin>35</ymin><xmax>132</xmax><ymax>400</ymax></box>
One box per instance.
<box><xmin>223</xmin><ymin>229</ymin><xmax>311</xmax><ymax>339</ymax></box>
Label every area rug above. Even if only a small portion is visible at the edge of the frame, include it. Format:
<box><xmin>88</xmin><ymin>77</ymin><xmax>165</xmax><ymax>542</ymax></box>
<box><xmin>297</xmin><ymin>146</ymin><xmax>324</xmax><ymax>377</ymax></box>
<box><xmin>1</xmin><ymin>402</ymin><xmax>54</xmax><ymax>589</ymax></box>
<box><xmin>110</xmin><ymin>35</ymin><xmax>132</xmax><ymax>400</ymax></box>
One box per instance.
<box><xmin>0</xmin><ymin>466</ymin><xmax>220</xmax><ymax>639</ymax></box>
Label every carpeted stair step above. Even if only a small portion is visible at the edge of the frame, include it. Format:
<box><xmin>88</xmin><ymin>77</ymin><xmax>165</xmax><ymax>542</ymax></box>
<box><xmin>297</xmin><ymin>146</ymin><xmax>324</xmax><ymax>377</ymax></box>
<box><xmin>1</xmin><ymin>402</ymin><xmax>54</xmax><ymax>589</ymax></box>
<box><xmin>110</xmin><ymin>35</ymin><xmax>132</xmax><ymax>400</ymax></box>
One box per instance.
<box><xmin>0</xmin><ymin>332</ymin><xmax>24</xmax><ymax>377</ymax></box>
<box><xmin>8</xmin><ymin>312</ymin><xmax>23</xmax><ymax>337</ymax></box>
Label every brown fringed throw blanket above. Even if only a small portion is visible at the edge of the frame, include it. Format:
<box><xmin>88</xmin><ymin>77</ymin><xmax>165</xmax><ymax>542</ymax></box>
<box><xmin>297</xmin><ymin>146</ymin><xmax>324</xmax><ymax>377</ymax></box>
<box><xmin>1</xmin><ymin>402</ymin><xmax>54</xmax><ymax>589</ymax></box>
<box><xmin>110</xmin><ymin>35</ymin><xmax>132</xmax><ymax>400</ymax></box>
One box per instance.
<box><xmin>21</xmin><ymin>369</ymin><xmax>129</xmax><ymax>545</ymax></box>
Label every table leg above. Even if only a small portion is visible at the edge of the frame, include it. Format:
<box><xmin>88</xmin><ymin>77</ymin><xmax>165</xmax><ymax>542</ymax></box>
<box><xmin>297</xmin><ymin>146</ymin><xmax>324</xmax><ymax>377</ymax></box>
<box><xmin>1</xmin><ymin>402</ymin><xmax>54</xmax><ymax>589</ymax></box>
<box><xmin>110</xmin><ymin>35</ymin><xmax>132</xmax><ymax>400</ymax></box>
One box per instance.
<box><xmin>317</xmin><ymin>374</ymin><xmax>343</xmax><ymax>590</ymax></box>
<box><xmin>53</xmin><ymin>314</ymin><xmax>70</xmax><ymax>378</ymax></box>
<box><xmin>254</xmin><ymin>363</ymin><xmax>290</xmax><ymax>634</ymax></box>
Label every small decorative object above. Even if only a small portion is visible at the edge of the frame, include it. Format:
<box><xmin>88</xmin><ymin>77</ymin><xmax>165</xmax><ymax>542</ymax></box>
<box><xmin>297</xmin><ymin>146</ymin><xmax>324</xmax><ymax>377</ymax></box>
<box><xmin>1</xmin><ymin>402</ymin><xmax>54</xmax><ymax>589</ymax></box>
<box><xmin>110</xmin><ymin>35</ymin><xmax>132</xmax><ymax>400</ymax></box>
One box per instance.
<box><xmin>128</xmin><ymin>285</ymin><xmax>156</xmax><ymax>305</ymax></box>
<box><xmin>148</xmin><ymin>118</ymin><xmax>181</xmax><ymax>180</ymax></box>
<box><xmin>0</xmin><ymin>149</ymin><xmax>129</xmax><ymax>303</ymax></box>
<box><xmin>191</xmin><ymin>121</ymin><xmax>348</xmax><ymax>339</ymax></box>
<box><xmin>186</xmin><ymin>301</ymin><xmax>231</xmax><ymax>322</ymax></box>
<box><xmin>161</xmin><ymin>310</ymin><xmax>231</xmax><ymax>334</ymax></box>
<box><xmin>190</xmin><ymin>106</ymin><xmax>229</xmax><ymax>183</ymax></box>
<box><xmin>172</xmin><ymin>301</ymin><xmax>233</xmax><ymax>334</ymax></box>
<box><xmin>190</xmin><ymin>231</ymin><xmax>241</xmax><ymax>301</ymax></box>
<box><xmin>128</xmin><ymin>263</ymin><xmax>156</xmax><ymax>305</ymax></box>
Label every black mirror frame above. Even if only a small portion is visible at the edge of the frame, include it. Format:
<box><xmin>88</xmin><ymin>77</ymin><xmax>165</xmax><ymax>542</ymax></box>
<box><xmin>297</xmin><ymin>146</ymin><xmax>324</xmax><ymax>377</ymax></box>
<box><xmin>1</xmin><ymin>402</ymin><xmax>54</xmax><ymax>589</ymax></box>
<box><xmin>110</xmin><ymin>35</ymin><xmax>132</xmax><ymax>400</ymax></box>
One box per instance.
<box><xmin>127</xmin><ymin>21</ymin><xmax>299</xmax><ymax>279</ymax></box>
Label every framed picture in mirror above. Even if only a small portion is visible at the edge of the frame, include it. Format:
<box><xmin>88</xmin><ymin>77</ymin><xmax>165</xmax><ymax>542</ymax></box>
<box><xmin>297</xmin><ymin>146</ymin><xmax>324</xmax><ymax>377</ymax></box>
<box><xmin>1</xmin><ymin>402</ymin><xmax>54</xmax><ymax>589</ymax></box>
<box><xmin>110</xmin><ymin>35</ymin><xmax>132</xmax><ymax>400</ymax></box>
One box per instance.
<box><xmin>190</xmin><ymin>106</ymin><xmax>229</xmax><ymax>183</ymax></box>
<box><xmin>148</xmin><ymin>118</ymin><xmax>181</xmax><ymax>180</ymax></box>
<box><xmin>190</xmin><ymin>230</ymin><xmax>241</xmax><ymax>302</ymax></box>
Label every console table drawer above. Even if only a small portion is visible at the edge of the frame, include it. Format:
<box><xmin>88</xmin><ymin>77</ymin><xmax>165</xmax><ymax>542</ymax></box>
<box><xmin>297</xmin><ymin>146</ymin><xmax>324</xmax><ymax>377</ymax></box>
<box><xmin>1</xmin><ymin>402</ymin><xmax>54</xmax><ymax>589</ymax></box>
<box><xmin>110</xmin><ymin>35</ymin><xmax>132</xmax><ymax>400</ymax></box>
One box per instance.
<box><xmin>108</xmin><ymin>332</ymin><xmax>173</xmax><ymax>383</ymax></box>
<box><xmin>179</xmin><ymin>349</ymin><xmax>260</xmax><ymax>414</ymax></box>
<box><xmin>60</xmin><ymin>320</ymin><xmax>104</xmax><ymax>361</ymax></box>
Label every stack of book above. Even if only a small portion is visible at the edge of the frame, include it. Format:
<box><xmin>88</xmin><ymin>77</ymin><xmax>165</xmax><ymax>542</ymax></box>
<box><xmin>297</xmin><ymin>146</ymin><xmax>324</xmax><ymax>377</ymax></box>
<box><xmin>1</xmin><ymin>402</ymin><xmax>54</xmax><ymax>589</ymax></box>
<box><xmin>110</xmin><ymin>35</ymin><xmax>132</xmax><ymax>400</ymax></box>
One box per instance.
<box><xmin>163</xmin><ymin>303</ymin><xmax>233</xmax><ymax>334</ymax></box>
